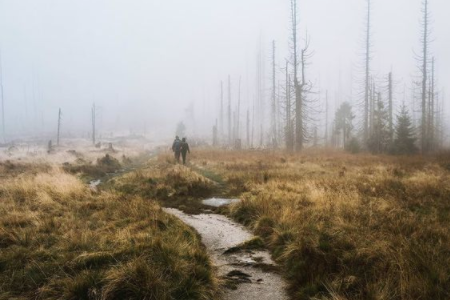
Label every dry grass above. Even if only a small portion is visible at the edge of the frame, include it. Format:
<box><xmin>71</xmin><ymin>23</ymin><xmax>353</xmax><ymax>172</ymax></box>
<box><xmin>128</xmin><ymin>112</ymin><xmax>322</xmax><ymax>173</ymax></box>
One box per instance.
<box><xmin>0</xmin><ymin>163</ymin><xmax>218</xmax><ymax>300</ymax></box>
<box><xmin>187</xmin><ymin>149</ymin><xmax>450</xmax><ymax>300</ymax></box>
<box><xmin>114</xmin><ymin>156</ymin><xmax>216</xmax><ymax>214</ymax></box>
<box><xmin>63</xmin><ymin>154</ymin><xmax>123</xmax><ymax>179</ymax></box>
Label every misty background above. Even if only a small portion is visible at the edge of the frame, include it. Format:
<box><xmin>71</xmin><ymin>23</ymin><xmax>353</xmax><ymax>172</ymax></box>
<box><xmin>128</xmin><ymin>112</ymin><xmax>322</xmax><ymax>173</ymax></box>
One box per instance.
<box><xmin>0</xmin><ymin>0</ymin><xmax>448</xmax><ymax>142</ymax></box>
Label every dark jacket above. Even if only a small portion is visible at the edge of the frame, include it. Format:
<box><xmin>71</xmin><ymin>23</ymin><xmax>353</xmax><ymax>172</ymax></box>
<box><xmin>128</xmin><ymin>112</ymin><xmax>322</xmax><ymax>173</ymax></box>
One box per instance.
<box><xmin>180</xmin><ymin>141</ymin><xmax>190</xmax><ymax>154</ymax></box>
<box><xmin>172</xmin><ymin>139</ymin><xmax>181</xmax><ymax>152</ymax></box>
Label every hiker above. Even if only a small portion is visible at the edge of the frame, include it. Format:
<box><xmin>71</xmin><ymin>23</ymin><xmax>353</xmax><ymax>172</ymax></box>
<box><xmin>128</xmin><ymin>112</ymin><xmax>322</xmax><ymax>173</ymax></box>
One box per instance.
<box><xmin>172</xmin><ymin>136</ymin><xmax>181</xmax><ymax>163</ymax></box>
<box><xmin>180</xmin><ymin>137</ymin><xmax>190</xmax><ymax>165</ymax></box>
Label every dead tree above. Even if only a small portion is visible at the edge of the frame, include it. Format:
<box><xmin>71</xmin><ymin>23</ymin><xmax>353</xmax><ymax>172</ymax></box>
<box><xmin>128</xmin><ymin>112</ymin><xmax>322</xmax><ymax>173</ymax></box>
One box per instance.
<box><xmin>213</xmin><ymin>119</ymin><xmax>218</xmax><ymax>146</ymax></box>
<box><xmin>0</xmin><ymin>51</ymin><xmax>5</xmax><ymax>142</ymax></box>
<box><xmin>388</xmin><ymin>72</ymin><xmax>394</xmax><ymax>142</ymax></box>
<box><xmin>428</xmin><ymin>57</ymin><xmax>436</xmax><ymax>151</ymax></box>
<box><xmin>251</xmin><ymin>97</ymin><xmax>255</xmax><ymax>148</ymax></box>
<box><xmin>289</xmin><ymin>0</ymin><xmax>316</xmax><ymax>152</ymax></box>
<box><xmin>277</xmin><ymin>80</ymin><xmax>283</xmax><ymax>145</ymax></box>
<box><xmin>220</xmin><ymin>81</ymin><xmax>224</xmax><ymax>142</ymax></box>
<box><xmin>436</xmin><ymin>88</ymin><xmax>444</xmax><ymax>149</ymax></box>
<box><xmin>290</xmin><ymin>0</ymin><xmax>304</xmax><ymax>151</ymax></box>
<box><xmin>363</xmin><ymin>0</ymin><xmax>373</xmax><ymax>144</ymax></box>
<box><xmin>285</xmin><ymin>60</ymin><xmax>294</xmax><ymax>151</ymax></box>
<box><xmin>271</xmin><ymin>40</ymin><xmax>278</xmax><ymax>148</ymax></box>
<box><xmin>256</xmin><ymin>38</ymin><xmax>265</xmax><ymax>147</ymax></box>
<box><xmin>325</xmin><ymin>90</ymin><xmax>329</xmax><ymax>146</ymax></box>
<box><xmin>246</xmin><ymin>109</ymin><xmax>250</xmax><ymax>147</ymax></box>
<box><xmin>57</xmin><ymin>108</ymin><xmax>62</xmax><ymax>146</ymax></box>
<box><xmin>237</xmin><ymin>77</ymin><xmax>242</xmax><ymax>141</ymax></box>
<box><xmin>419</xmin><ymin>0</ymin><xmax>431</xmax><ymax>153</ymax></box>
<box><xmin>92</xmin><ymin>103</ymin><xmax>96</xmax><ymax>145</ymax></box>
<box><xmin>228</xmin><ymin>75</ymin><xmax>232</xmax><ymax>146</ymax></box>
<box><xmin>370</xmin><ymin>79</ymin><xmax>376</xmax><ymax>137</ymax></box>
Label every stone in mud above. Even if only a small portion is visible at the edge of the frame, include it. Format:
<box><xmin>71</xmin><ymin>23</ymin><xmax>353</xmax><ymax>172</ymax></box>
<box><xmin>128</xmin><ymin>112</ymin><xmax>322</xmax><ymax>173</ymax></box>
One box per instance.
<box><xmin>226</xmin><ymin>270</ymin><xmax>252</xmax><ymax>284</ymax></box>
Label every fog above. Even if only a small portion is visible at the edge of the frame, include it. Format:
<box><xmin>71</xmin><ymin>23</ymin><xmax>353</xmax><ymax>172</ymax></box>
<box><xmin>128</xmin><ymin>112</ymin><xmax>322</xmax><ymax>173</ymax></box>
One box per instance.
<box><xmin>0</xmin><ymin>0</ymin><xmax>449</xmax><ymax>143</ymax></box>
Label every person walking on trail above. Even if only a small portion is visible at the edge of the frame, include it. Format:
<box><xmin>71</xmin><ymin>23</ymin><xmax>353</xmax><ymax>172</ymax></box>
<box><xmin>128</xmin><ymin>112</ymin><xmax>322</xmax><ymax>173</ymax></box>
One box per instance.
<box><xmin>180</xmin><ymin>137</ymin><xmax>190</xmax><ymax>165</ymax></box>
<box><xmin>172</xmin><ymin>136</ymin><xmax>181</xmax><ymax>163</ymax></box>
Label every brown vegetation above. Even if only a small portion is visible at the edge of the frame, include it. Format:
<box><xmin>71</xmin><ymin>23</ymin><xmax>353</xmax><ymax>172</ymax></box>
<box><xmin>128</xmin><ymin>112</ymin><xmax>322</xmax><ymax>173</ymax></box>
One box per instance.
<box><xmin>63</xmin><ymin>154</ymin><xmax>122</xmax><ymax>179</ymax></box>
<box><xmin>0</xmin><ymin>163</ymin><xmax>218</xmax><ymax>300</ymax></box>
<box><xmin>114</xmin><ymin>155</ymin><xmax>217</xmax><ymax>214</ymax></box>
<box><xmin>187</xmin><ymin>149</ymin><xmax>450</xmax><ymax>300</ymax></box>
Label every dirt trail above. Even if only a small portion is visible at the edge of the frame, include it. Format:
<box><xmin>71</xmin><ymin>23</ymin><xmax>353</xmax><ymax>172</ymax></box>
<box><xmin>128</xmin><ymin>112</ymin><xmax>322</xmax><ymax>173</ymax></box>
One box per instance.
<box><xmin>164</xmin><ymin>208</ymin><xmax>288</xmax><ymax>300</ymax></box>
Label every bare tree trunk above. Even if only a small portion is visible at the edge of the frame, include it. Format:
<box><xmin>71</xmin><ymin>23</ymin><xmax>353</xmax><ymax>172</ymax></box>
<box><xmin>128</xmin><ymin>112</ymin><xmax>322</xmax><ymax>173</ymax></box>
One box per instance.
<box><xmin>92</xmin><ymin>103</ymin><xmax>96</xmax><ymax>145</ymax></box>
<box><xmin>220</xmin><ymin>81</ymin><xmax>224</xmax><ymax>142</ymax></box>
<box><xmin>256</xmin><ymin>38</ymin><xmax>265</xmax><ymax>147</ymax></box>
<box><xmin>364</xmin><ymin>0</ymin><xmax>372</xmax><ymax>145</ymax></box>
<box><xmin>429</xmin><ymin>57</ymin><xmax>435</xmax><ymax>151</ymax></box>
<box><xmin>369</xmin><ymin>79</ymin><xmax>375</xmax><ymax>137</ymax></box>
<box><xmin>232</xmin><ymin>111</ymin><xmax>236</xmax><ymax>143</ymax></box>
<box><xmin>290</xmin><ymin>0</ymin><xmax>304</xmax><ymax>152</ymax></box>
<box><xmin>295</xmin><ymin>49</ymin><xmax>305</xmax><ymax>152</ymax></box>
<box><xmin>213</xmin><ymin>119</ymin><xmax>218</xmax><ymax>147</ymax></box>
<box><xmin>251</xmin><ymin>97</ymin><xmax>255</xmax><ymax>148</ymax></box>
<box><xmin>285</xmin><ymin>60</ymin><xmax>293</xmax><ymax>152</ymax></box>
<box><xmin>246</xmin><ymin>109</ymin><xmax>250</xmax><ymax>148</ymax></box>
<box><xmin>325</xmin><ymin>90</ymin><xmax>329</xmax><ymax>146</ymax></box>
<box><xmin>271</xmin><ymin>40</ymin><xmax>277</xmax><ymax>148</ymax></box>
<box><xmin>421</xmin><ymin>0</ymin><xmax>429</xmax><ymax>153</ymax></box>
<box><xmin>237</xmin><ymin>77</ymin><xmax>241</xmax><ymax>141</ymax></box>
<box><xmin>0</xmin><ymin>51</ymin><xmax>5</xmax><ymax>142</ymax></box>
<box><xmin>388</xmin><ymin>72</ymin><xmax>394</xmax><ymax>142</ymax></box>
<box><xmin>57</xmin><ymin>108</ymin><xmax>62</xmax><ymax>146</ymax></box>
<box><xmin>228</xmin><ymin>75</ymin><xmax>232</xmax><ymax>146</ymax></box>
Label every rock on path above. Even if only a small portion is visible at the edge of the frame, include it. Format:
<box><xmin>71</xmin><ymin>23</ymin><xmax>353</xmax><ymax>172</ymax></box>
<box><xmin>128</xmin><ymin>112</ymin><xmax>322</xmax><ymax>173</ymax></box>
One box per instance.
<box><xmin>164</xmin><ymin>208</ymin><xmax>289</xmax><ymax>300</ymax></box>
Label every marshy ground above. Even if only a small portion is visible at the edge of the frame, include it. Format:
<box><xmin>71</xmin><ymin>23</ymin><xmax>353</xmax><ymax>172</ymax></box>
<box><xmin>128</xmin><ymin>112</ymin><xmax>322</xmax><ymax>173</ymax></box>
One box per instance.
<box><xmin>1</xmin><ymin>143</ymin><xmax>449</xmax><ymax>300</ymax></box>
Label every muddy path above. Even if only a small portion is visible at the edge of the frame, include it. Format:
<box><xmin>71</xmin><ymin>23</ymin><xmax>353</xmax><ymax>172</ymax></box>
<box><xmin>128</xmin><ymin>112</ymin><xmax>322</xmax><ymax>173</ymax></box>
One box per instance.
<box><xmin>91</xmin><ymin>156</ymin><xmax>289</xmax><ymax>299</ymax></box>
<box><xmin>164</xmin><ymin>208</ymin><xmax>289</xmax><ymax>300</ymax></box>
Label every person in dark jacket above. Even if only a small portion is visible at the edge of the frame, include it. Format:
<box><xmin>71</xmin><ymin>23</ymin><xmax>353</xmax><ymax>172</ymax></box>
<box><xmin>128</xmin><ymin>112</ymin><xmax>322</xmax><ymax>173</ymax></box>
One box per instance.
<box><xmin>180</xmin><ymin>137</ymin><xmax>190</xmax><ymax>165</ymax></box>
<box><xmin>172</xmin><ymin>136</ymin><xmax>181</xmax><ymax>163</ymax></box>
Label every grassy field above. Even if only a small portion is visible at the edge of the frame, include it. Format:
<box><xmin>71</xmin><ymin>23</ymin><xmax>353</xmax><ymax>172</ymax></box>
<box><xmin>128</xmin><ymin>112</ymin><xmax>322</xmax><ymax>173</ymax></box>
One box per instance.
<box><xmin>2</xmin><ymin>148</ymin><xmax>449</xmax><ymax>300</ymax></box>
<box><xmin>0</xmin><ymin>159</ymin><xmax>218</xmax><ymax>300</ymax></box>
<box><xmin>182</xmin><ymin>149</ymin><xmax>450</xmax><ymax>300</ymax></box>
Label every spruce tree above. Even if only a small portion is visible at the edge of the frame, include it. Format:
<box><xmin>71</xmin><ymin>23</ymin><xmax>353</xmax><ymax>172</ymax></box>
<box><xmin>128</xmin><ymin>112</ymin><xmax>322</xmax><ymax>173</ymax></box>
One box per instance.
<box><xmin>368</xmin><ymin>98</ymin><xmax>390</xmax><ymax>154</ymax></box>
<box><xmin>334</xmin><ymin>102</ymin><xmax>354</xmax><ymax>148</ymax></box>
<box><xmin>393</xmin><ymin>106</ymin><xmax>418</xmax><ymax>155</ymax></box>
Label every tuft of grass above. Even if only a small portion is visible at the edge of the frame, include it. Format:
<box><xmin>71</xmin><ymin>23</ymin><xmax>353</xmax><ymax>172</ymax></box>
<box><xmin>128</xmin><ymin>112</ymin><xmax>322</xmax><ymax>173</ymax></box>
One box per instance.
<box><xmin>223</xmin><ymin>237</ymin><xmax>265</xmax><ymax>254</ymax></box>
<box><xmin>185</xmin><ymin>148</ymin><xmax>450</xmax><ymax>300</ymax></box>
<box><xmin>63</xmin><ymin>154</ymin><xmax>122</xmax><ymax>180</ymax></box>
<box><xmin>114</xmin><ymin>160</ymin><xmax>216</xmax><ymax>214</ymax></box>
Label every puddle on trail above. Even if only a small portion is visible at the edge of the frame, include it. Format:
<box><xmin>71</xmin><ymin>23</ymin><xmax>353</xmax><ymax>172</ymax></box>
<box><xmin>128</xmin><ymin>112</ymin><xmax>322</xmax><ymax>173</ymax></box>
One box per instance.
<box><xmin>89</xmin><ymin>179</ymin><xmax>101</xmax><ymax>190</ymax></box>
<box><xmin>202</xmin><ymin>197</ymin><xmax>240</xmax><ymax>207</ymax></box>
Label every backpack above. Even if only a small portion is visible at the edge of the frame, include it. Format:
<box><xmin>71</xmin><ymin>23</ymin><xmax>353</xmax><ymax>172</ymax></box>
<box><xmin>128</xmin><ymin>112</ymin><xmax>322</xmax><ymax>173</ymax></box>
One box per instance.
<box><xmin>173</xmin><ymin>140</ymin><xmax>181</xmax><ymax>152</ymax></box>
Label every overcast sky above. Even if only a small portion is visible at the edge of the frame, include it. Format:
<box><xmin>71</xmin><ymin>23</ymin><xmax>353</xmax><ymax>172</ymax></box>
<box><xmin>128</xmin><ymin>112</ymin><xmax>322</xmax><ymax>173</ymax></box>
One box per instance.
<box><xmin>0</xmin><ymin>0</ymin><xmax>448</xmax><ymax>140</ymax></box>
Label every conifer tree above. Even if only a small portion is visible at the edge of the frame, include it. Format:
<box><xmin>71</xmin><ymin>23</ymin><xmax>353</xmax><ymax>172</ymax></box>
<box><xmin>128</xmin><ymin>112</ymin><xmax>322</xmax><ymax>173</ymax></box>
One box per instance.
<box><xmin>334</xmin><ymin>102</ymin><xmax>354</xmax><ymax>148</ymax></box>
<box><xmin>368</xmin><ymin>96</ymin><xmax>390</xmax><ymax>154</ymax></box>
<box><xmin>393</xmin><ymin>105</ymin><xmax>418</xmax><ymax>155</ymax></box>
